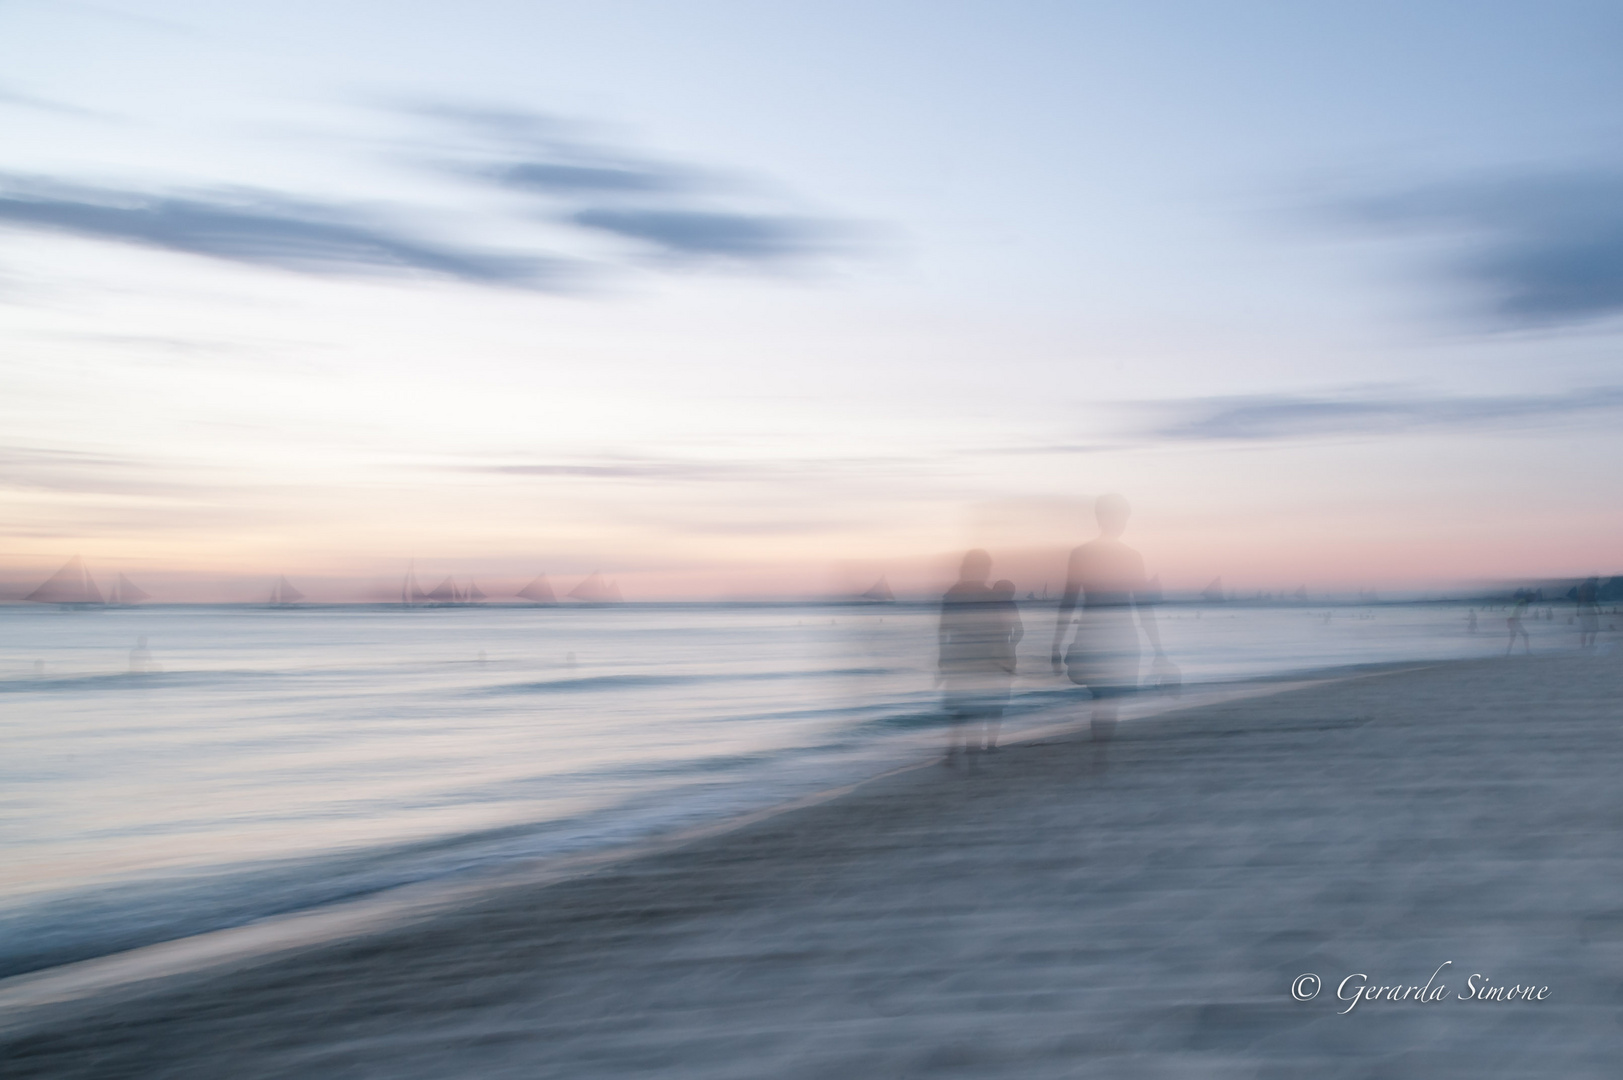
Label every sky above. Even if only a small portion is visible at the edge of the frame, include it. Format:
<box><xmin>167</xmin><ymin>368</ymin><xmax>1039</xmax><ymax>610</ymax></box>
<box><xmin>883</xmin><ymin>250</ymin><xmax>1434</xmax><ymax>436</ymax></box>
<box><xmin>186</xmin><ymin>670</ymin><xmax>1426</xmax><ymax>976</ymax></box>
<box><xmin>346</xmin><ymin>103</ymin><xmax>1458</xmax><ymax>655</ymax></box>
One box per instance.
<box><xmin>2</xmin><ymin>1</ymin><xmax>1621</xmax><ymax>600</ymax></box>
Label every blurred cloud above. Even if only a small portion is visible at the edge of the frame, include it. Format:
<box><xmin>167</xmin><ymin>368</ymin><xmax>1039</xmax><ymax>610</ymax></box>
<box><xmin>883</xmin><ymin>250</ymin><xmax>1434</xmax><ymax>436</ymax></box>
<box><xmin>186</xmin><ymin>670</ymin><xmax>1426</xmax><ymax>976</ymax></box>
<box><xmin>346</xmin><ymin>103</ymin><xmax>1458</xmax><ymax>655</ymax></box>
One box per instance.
<box><xmin>570</xmin><ymin>209</ymin><xmax>844</xmax><ymax>261</ymax></box>
<box><xmin>0</xmin><ymin>175</ymin><xmax>572</xmax><ymax>287</ymax></box>
<box><xmin>979</xmin><ymin>443</ymin><xmax>1113</xmax><ymax>457</ymax></box>
<box><xmin>497</xmin><ymin>162</ymin><xmax>684</xmax><ymax>195</ymax></box>
<box><xmin>0</xmin><ymin>100</ymin><xmax>867</xmax><ymax>290</ymax></box>
<box><xmin>410</xmin><ymin>102</ymin><xmax>864</xmax><ymax>266</ymax></box>
<box><xmin>1153</xmin><ymin>387</ymin><xmax>1623</xmax><ymax>441</ymax></box>
<box><xmin>0</xmin><ymin>445</ymin><xmax>209</xmax><ymax>498</ymax></box>
<box><xmin>0</xmin><ymin>85</ymin><xmax>107</xmax><ymax>119</ymax></box>
<box><xmin>453</xmin><ymin>451</ymin><xmax>917</xmax><ymax>484</ymax></box>
<box><xmin>1344</xmin><ymin>172</ymin><xmax>1623</xmax><ymax>326</ymax></box>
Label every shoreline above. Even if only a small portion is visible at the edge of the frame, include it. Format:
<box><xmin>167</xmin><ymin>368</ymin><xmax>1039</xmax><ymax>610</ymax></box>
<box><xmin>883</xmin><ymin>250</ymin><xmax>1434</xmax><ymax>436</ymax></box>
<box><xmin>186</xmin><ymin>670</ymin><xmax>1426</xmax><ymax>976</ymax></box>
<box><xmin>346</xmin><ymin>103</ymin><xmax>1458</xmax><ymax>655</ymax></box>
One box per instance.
<box><xmin>0</xmin><ymin>659</ymin><xmax>1430</xmax><ymax>1031</ymax></box>
<box><xmin>6</xmin><ymin>648</ymin><xmax>1620</xmax><ymax>1076</ymax></box>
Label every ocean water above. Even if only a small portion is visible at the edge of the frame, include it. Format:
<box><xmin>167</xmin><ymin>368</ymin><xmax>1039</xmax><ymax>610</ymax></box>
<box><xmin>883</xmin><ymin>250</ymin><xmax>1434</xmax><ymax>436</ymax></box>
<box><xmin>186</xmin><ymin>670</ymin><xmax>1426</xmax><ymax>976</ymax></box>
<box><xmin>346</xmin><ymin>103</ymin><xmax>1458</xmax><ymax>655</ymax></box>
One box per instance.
<box><xmin>0</xmin><ymin>600</ymin><xmax>1544</xmax><ymax>977</ymax></box>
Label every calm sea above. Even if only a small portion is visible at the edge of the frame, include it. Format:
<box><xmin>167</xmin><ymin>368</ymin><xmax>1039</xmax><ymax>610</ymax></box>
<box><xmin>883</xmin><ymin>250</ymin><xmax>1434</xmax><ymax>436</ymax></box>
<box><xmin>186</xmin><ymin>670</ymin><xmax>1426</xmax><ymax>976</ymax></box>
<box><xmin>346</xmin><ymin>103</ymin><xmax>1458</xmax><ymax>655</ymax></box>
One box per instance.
<box><xmin>0</xmin><ymin>600</ymin><xmax>1534</xmax><ymax>977</ymax></box>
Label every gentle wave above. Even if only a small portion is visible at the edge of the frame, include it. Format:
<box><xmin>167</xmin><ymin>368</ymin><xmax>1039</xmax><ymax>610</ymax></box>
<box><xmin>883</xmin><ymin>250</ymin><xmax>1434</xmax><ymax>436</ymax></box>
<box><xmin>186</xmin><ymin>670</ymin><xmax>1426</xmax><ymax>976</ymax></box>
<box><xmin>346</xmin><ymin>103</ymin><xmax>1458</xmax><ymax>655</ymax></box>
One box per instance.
<box><xmin>1</xmin><ymin>600</ymin><xmax>1515</xmax><ymax>978</ymax></box>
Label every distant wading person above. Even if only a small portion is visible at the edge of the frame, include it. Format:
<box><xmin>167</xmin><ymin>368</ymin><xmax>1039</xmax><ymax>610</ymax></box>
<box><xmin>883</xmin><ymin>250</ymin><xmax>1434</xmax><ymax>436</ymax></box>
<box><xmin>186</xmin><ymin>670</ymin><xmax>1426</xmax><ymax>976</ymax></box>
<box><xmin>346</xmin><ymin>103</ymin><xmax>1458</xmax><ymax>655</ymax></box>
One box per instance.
<box><xmin>1051</xmin><ymin>494</ymin><xmax>1166</xmax><ymax>771</ymax></box>
<box><xmin>1506</xmin><ymin>593</ymin><xmax>1532</xmax><ymax>656</ymax></box>
<box><xmin>938</xmin><ymin>550</ymin><xmax>1018</xmax><ymax>766</ymax></box>
<box><xmin>1576</xmin><ymin>577</ymin><xmax>1601</xmax><ymax>649</ymax></box>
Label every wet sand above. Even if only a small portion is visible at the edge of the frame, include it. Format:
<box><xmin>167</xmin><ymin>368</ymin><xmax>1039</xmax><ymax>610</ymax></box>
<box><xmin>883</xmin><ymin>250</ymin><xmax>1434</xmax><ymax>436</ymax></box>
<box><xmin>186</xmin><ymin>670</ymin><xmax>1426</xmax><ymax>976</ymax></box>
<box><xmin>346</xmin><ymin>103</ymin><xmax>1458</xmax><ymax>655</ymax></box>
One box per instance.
<box><xmin>4</xmin><ymin>649</ymin><xmax>1622</xmax><ymax>1078</ymax></box>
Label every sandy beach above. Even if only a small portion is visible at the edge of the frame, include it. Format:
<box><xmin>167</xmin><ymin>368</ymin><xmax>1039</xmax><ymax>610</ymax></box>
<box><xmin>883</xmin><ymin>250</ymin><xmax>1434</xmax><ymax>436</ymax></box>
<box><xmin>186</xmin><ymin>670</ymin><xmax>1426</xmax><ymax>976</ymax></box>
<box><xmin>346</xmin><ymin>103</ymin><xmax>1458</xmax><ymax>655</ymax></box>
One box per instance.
<box><xmin>4</xmin><ymin>649</ymin><xmax>1621</xmax><ymax>1078</ymax></box>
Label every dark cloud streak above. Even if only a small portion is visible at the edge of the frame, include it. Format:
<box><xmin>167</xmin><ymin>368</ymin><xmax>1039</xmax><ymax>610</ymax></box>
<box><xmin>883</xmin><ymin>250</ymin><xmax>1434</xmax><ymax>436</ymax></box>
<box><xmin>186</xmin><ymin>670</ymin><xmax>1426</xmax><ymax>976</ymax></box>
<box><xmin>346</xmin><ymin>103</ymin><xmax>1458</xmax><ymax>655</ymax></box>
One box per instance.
<box><xmin>1155</xmin><ymin>387</ymin><xmax>1623</xmax><ymax>441</ymax></box>
<box><xmin>1342</xmin><ymin>172</ymin><xmax>1623</xmax><ymax>326</ymax></box>
<box><xmin>413</xmin><ymin>102</ymin><xmax>861</xmax><ymax>266</ymax></box>
<box><xmin>0</xmin><ymin>176</ymin><xmax>576</xmax><ymax>287</ymax></box>
<box><xmin>0</xmin><ymin>101</ymin><xmax>870</xmax><ymax>293</ymax></box>
<box><xmin>493</xmin><ymin>162</ymin><xmax>688</xmax><ymax>195</ymax></box>
<box><xmin>571</xmin><ymin>209</ymin><xmax>844</xmax><ymax>260</ymax></box>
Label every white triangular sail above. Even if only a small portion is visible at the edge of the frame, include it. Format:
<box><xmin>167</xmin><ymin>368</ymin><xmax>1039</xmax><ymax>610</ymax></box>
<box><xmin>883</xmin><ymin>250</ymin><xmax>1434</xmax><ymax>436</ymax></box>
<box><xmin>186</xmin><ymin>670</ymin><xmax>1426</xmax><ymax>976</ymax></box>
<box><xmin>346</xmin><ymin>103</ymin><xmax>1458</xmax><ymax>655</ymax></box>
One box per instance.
<box><xmin>1201</xmin><ymin>576</ymin><xmax>1225</xmax><ymax>603</ymax></box>
<box><xmin>426</xmin><ymin>576</ymin><xmax>459</xmax><ymax>603</ymax></box>
<box><xmin>860</xmin><ymin>576</ymin><xmax>894</xmax><ymax>602</ymax></box>
<box><xmin>270</xmin><ymin>575</ymin><xmax>305</xmax><ymax>604</ymax></box>
<box><xmin>517</xmin><ymin>574</ymin><xmax>556</xmax><ymax>603</ymax></box>
<box><xmin>466</xmin><ymin>581</ymin><xmax>486</xmax><ymax>602</ymax></box>
<box><xmin>113</xmin><ymin>572</ymin><xmax>151</xmax><ymax>605</ymax></box>
<box><xmin>24</xmin><ymin>555</ymin><xmax>104</xmax><ymax>605</ymax></box>
<box><xmin>402</xmin><ymin>561</ymin><xmax>431</xmax><ymax>604</ymax></box>
<box><xmin>568</xmin><ymin>571</ymin><xmax>621</xmax><ymax>603</ymax></box>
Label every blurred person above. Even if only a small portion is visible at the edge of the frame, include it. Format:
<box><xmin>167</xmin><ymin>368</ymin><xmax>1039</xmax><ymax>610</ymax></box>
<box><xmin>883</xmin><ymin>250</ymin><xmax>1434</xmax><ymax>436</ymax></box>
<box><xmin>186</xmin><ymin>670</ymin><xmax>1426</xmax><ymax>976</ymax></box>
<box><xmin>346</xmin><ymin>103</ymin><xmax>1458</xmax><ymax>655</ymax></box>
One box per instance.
<box><xmin>1467</xmin><ymin>609</ymin><xmax>1478</xmax><ymax>634</ymax></box>
<box><xmin>1051</xmin><ymin>494</ymin><xmax>1167</xmax><ymax>771</ymax></box>
<box><xmin>980</xmin><ymin>578</ymin><xmax>1024</xmax><ymax>753</ymax></box>
<box><xmin>1506</xmin><ymin>592</ymin><xmax>1532</xmax><ymax>656</ymax></box>
<box><xmin>938</xmin><ymin>549</ymin><xmax>1002</xmax><ymax>767</ymax></box>
<box><xmin>1576</xmin><ymin>577</ymin><xmax>1601</xmax><ymax>649</ymax></box>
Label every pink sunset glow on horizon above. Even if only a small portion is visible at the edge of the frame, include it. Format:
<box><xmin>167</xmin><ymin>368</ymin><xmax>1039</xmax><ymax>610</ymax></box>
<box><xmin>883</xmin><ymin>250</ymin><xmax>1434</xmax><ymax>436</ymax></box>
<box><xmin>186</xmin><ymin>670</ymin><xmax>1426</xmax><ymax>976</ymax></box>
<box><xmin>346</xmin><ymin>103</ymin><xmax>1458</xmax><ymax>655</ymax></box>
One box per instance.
<box><xmin>2</xmin><ymin>3</ymin><xmax>1620</xmax><ymax>606</ymax></box>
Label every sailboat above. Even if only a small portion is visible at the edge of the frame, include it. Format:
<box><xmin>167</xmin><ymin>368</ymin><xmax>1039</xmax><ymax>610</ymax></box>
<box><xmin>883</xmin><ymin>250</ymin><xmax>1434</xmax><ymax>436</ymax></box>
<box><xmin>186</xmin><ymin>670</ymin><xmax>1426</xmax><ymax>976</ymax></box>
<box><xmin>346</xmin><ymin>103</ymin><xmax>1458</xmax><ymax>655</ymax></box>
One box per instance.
<box><xmin>1201</xmin><ymin>576</ymin><xmax>1226</xmax><ymax>603</ymax></box>
<box><xmin>401</xmin><ymin>561</ymin><xmax>430</xmax><ymax>606</ymax></box>
<box><xmin>268</xmin><ymin>576</ymin><xmax>305</xmax><ymax>606</ymax></box>
<box><xmin>567</xmin><ymin>571</ymin><xmax>623</xmax><ymax>603</ymax></box>
<box><xmin>517</xmin><ymin>573</ymin><xmax>556</xmax><ymax>604</ymax></box>
<box><xmin>465</xmin><ymin>581</ymin><xmax>486</xmax><ymax>603</ymax></box>
<box><xmin>109</xmin><ymin>572</ymin><xmax>151</xmax><ymax>606</ymax></box>
<box><xmin>24</xmin><ymin>555</ymin><xmax>104</xmax><ymax>606</ymax></box>
<box><xmin>859</xmin><ymin>575</ymin><xmax>895</xmax><ymax>602</ymax></box>
<box><xmin>425</xmin><ymin>576</ymin><xmax>461</xmax><ymax>604</ymax></box>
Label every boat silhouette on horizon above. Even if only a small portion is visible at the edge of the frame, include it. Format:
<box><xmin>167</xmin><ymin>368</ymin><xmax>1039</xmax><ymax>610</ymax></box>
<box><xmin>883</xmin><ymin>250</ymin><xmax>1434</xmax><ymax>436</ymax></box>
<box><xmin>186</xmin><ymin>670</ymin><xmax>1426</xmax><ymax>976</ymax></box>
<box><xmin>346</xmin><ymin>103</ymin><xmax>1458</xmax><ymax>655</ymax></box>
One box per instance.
<box><xmin>400</xmin><ymin>561</ymin><xmax>488</xmax><ymax>607</ymax></box>
<box><xmin>24</xmin><ymin>556</ymin><xmax>104</xmax><ymax>607</ymax></box>
<box><xmin>268</xmin><ymin>576</ymin><xmax>305</xmax><ymax>606</ymax></box>
<box><xmin>567</xmin><ymin>571</ymin><xmax>623</xmax><ymax>603</ymax></box>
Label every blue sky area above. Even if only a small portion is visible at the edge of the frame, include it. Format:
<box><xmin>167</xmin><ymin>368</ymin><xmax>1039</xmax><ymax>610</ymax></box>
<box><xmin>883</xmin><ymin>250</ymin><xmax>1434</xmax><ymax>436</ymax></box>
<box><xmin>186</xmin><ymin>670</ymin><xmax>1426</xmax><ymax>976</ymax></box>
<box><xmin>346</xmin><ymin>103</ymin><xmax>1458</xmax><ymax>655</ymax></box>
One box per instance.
<box><xmin>2</xmin><ymin>2</ymin><xmax>1620</xmax><ymax>597</ymax></box>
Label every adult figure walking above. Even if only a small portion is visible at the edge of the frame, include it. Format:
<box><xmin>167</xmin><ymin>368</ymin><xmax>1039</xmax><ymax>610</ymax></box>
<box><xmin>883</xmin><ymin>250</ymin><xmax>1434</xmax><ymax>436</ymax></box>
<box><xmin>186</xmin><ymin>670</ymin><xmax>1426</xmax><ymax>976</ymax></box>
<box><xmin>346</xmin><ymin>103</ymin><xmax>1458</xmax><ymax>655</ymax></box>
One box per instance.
<box><xmin>938</xmin><ymin>549</ymin><xmax>1008</xmax><ymax>767</ymax></box>
<box><xmin>1051</xmin><ymin>494</ymin><xmax>1166</xmax><ymax>771</ymax></box>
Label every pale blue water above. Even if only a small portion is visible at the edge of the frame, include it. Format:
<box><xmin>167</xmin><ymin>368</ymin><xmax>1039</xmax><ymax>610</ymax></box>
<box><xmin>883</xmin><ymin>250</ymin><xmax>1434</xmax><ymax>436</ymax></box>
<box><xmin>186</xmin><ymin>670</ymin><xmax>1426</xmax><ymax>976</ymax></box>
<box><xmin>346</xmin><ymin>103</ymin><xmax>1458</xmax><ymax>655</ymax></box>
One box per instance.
<box><xmin>0</xmin><ymin>600</ymin><xmax>1538</xmax><ymax>977</ymax></box>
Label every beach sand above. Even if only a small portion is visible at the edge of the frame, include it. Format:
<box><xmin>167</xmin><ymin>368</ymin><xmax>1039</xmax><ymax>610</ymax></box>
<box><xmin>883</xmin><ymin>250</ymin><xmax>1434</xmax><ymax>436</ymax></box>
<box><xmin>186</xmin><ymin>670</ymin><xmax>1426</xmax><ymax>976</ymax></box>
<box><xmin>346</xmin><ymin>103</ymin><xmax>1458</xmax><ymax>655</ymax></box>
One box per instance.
<box><xmin>4</xmin><ymin>650</ymin><xmax>1622</xmax><ymax>1077</ymax></box>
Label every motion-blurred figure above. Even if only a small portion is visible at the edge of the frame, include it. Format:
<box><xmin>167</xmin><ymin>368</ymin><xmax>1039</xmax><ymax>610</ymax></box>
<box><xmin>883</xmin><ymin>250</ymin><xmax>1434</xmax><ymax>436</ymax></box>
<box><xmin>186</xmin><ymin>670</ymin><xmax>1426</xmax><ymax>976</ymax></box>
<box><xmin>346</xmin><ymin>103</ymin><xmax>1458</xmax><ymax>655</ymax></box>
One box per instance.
<box><xmin>981</xmin><ymin>579</ymin><xmax>1024</xmax><ymax>753</ymax></box>
<box><xmin>1505</xmin><ymin>593</ymin><xmax>1532</xmax><ymax>656</ymax></box>
<box><xmin>1576</xmin><ymin>577</ymin><xmax>1601</xmax><ymax>649</ymax></box>
<box><xmin>129</xmin><ymin>636</ymin><xmax>153</xmax><ymax>674</ymax></box>
<box><xmin>1467</xmin><ymin>609</ymin><xmax>1478</xmax><ymax>634</ymax></box>
<box><xmin>1051</xmin><ymin>494</ymin><xmax>1166</xmax><ymax>771</ymax></box>
<box><xmin>938</xmin><ymin>550</ymin><xmax>1008</xmax><ymax>767</ymax></box>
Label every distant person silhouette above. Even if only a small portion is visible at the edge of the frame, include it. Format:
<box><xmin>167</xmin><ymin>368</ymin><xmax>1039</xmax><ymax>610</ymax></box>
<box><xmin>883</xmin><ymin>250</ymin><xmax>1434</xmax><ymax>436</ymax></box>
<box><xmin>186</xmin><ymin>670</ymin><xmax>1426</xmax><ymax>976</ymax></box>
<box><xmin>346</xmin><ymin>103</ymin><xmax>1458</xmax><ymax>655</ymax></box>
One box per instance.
<box><xmin>938</xmin><ymin>549</ymin><xmax>1006</xmax><ymax>767</ymax></box>
<box><xmin>1576</xmin><ymin>577</ymin><xmax>1601</xmax><ymax>649</ymax></box>
<box><xmin>1505</xmin><ymin>593</ymin><xmax>1532</xmax><ymax>656</ymax></box>
<box><xmin>1467</xmin><ymin>609</ymin><xmax>1478</xmax><ymax>634</ymax></box>
<box><xmin>1051</xmin><ymin>494</ymin><xmax>1166</xmax><ymax>771</ymax></box>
